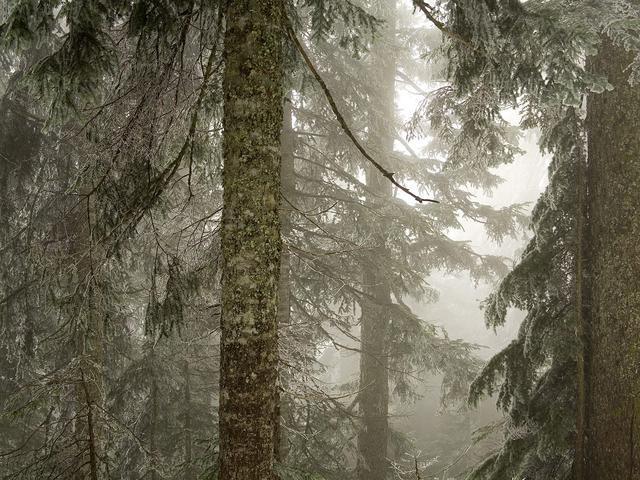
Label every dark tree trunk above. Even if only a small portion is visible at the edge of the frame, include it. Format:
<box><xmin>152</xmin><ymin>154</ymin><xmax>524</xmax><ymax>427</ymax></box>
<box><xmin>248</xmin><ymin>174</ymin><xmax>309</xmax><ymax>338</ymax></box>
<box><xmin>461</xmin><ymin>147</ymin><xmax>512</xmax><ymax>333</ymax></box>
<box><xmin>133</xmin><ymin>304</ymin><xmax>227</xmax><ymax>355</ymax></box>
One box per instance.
<box><xmin>70</xmin><ymin>199</ymin><xmax>103</xmax><ymax>480</ymax></box>
<box><xmin>218</xmin><ymin>0</ymin><xmax>284</xmax><ymax>478</ymax></box>
<box><xmin>183</xmin><ymin>360</ymin><xmax>194</xmax><ymax>480</ymax></box>
<box><xmin>585</xmin><ymin>35</ymin><xmax>640</xmax><ymax>478</ymax></box>
<box><xmin>150</xmin><ymin>365</ymin><xmax>160</xmax><ymax>480</ymax></box>
<box><xmin>357</xmin><ymin>4</ymin><xmax>396</xmax><ymax>479</ymax></box>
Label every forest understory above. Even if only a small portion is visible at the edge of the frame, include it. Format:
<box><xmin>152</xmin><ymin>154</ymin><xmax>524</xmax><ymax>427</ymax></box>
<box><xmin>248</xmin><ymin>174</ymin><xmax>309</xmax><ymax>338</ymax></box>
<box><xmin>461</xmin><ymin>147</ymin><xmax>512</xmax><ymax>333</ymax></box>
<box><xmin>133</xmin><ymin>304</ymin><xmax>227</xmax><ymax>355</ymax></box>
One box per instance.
<box><xmin>1</xmin><ymin>0</ymin><xmax>640</xmax><ymax>479</ymax></box>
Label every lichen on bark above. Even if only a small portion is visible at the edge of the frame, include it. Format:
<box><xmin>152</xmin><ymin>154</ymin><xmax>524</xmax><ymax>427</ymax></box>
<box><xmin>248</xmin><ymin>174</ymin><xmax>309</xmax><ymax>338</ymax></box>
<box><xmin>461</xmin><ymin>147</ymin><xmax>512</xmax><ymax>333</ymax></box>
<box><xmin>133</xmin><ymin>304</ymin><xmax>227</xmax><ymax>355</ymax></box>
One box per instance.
<box><xmin>218</xmin><ymin>1</ymin><xmax>284</xmax><ymax>478</ymax></box>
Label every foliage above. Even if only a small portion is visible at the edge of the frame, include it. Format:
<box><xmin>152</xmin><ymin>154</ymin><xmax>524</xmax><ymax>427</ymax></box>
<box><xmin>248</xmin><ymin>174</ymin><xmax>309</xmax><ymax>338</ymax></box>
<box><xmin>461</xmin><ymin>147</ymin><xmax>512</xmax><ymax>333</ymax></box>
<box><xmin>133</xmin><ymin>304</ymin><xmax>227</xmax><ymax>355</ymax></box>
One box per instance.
<box><xmin>0</xmin><ymin>0</ymin><xmax>536</xmax><ymax>478</ymax></box>
<box><xmin>410</xmin><ymin>1</ymin><xmax>640</xmax><ymax>478</ymax></box>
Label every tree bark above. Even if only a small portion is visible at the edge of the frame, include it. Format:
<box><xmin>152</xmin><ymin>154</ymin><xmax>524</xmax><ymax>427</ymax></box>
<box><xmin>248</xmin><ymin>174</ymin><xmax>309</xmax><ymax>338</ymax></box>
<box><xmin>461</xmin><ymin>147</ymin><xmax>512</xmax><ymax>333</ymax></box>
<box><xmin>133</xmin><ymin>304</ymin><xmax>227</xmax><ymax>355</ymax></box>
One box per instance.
<box><xmin>585</xmin><ymin>35</ymin><xmax>640</xmax><ymax>478</ymax></box>
<box><xmin>184</xmin><ymin>359</ymin><xmax>194</xmax><ymax>480</ymax></box>
<box><xmin>150</xmin><ymin>353</ymin><xmax>160</xmax><ymax>480</ymax></box>
<box><xmin>70</xmin><ymin>198</ymin><xmax>104</xmax><ymax>480</ymax></box>
<box><xmin>357</xmin><ymin>4</ymin><xmax>396</xmax><ymax>479</ymax></box>
<box><xmin>218</xmin><ymin>0</ymin><xmax>284</xmax><ymax>478</ymax></box>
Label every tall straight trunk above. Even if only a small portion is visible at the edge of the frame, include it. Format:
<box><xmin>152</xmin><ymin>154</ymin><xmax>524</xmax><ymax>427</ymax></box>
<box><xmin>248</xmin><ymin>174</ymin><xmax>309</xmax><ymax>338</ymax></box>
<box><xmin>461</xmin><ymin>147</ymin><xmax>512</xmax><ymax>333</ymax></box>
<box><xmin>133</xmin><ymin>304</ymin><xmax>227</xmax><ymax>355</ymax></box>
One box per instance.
<box><xmin>73</xmin><ymin>304</ymin><xmax>103</xmax><ymax>480</ymax></box>
<box><xmin>218</xmin><ymin>0</ymin><xmax>284</xmax><ymax>478</ymax></box>
<box><xmin>150</xmin><ymin>363</ymin><xmax>160</xmax><ymax>480</ymax></box>
<box><xmin>357</xmin><ymin>4</ymin><xmax>396</xmax><ymax>479</ymax></box>
<box><xmin>274</xmin><ymin>96</ymin><xmax>295</xmax><ymax>463</ymax></box>
<box><xmin>183</xmin><ymin>360</ymin><xmax>194</xmax><ymax>480</ymax></box>
<box><xmin>585</xmin><ymin>35</ymin><xmax>640</xmax><ymax>478</ymax></box>
<box><xmin>279</xmin><ymin>97</ymin><xmax>294</xmax><ymax>349</ymax></box>
<box><xmin>574</xmin><ymin>118</ymin><xmax>589</xmax><ymax>480</ymax></box>
<box><xmin>71</xmin><ymin>196</ymin><xmax>103</xmax><ymax>480</ymax></box>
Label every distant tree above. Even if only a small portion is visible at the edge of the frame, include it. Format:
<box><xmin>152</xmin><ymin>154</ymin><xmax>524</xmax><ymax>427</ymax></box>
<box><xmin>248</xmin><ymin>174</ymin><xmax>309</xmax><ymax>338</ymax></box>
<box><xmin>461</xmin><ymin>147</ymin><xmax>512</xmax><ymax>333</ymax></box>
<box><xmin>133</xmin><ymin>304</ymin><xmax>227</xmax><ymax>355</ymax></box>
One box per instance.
<box><xmin>0</xmin><ymin>2</ymin><xmax>223</xmax><ymax>478</ymax></box>
<box><xmin>275</xmin><ymin>2</ymin><xmax>527</xmax><ymax>478</ymax></box>
<box><xmin>356</xmin><ymin>4</ymin><xmax>397</xmax><ymax>479</ymax></box>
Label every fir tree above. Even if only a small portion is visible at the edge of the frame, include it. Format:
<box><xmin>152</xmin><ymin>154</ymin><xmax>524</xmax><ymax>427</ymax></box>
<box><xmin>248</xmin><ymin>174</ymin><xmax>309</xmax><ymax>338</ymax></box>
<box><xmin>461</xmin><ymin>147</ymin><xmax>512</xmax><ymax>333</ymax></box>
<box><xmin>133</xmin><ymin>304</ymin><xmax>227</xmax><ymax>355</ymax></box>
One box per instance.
<box><xmin>408</xmin><ymin>1</ymin><xmax>640</xmax><ymax>478</ymax></box>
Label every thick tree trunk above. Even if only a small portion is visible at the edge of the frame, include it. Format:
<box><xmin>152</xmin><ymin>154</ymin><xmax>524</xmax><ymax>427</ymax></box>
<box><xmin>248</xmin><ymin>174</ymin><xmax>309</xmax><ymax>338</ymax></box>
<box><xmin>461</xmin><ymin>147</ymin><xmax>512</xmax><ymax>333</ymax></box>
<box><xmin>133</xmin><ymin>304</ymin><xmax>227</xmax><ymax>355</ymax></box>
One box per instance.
<box><xmin>218</xmin><ymin>0</ymin><xmax>284</xmax><ymax>478</ymax></box>
<box><xmin>585</xmin><ymin>35</ymin><xmax>640</xmax><ymax>478</ymax></box>
<box><xmin>357</xmin><ymin>4</ymin><xmax>396</xmax><ymax>479</ymax></box>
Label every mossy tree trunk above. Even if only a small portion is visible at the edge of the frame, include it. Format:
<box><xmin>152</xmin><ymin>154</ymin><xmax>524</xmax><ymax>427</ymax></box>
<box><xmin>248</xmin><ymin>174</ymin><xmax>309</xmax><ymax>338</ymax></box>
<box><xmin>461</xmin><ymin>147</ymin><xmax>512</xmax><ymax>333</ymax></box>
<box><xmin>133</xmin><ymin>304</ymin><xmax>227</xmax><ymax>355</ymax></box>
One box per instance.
<box><xmin>357</xmin><ymin>4</ymin><xmax>396</xmax><ymax>479</ymax></box>
<box><xmin>218</xmin><ymin>0</ymin><xmax>284</xmax><ymax>478</ymax></box>
<box><xmin>585</xmin><ymin>35</ymin><xmax>640</xmax><ymax>478</ymax></box>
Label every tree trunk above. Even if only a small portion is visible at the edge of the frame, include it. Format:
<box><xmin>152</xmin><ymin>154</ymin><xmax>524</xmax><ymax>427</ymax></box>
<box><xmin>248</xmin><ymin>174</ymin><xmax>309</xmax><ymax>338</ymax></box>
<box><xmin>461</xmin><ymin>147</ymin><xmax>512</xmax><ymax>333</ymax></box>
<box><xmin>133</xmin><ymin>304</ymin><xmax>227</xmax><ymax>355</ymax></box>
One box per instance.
<box><xmin>585</xmin><ymin>35</ymin><xmax>640</xmax><ymax>478</ymax></box>
<box><xmin>71</xmin><ymin>200</ymin><xmax>103</xmax><ymax>480</ymax></box>
<box><xmin>218</xmin><ymin>0</ymin><xmax>284</xmax><ymax>478</ymax></box>
<box><xmin>574</xmin><ymin>106</ymin><xmax>590</xmax><ymax>480</ymax></box>
<box><xmin>184</xmin><ymin>359</ymin><xmax>194</xmax><ymax>480</ymax></box>
<box><xmin>357</xmin><ymin>4</ymin><xmax>396</xmax><ymax>479</ymax></box>
<box><xmin>150</xmin><ymin>352</ymin><xmax>160</xmax><ymax>480</ymax></box>
<box><xmin>274</xmin><ymin>96</ymin><xmax>295</xmax><ymax>464</ymax></box>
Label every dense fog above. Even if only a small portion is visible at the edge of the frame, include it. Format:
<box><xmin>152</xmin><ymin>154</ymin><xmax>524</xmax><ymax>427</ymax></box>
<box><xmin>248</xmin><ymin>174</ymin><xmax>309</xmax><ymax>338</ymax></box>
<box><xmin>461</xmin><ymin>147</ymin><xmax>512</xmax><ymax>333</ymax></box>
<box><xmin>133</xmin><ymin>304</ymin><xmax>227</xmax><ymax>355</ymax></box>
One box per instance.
<box><xmin>2</xmin><ymin>0</ymin><xmax>640</xmax><ymax>479</ymax></box>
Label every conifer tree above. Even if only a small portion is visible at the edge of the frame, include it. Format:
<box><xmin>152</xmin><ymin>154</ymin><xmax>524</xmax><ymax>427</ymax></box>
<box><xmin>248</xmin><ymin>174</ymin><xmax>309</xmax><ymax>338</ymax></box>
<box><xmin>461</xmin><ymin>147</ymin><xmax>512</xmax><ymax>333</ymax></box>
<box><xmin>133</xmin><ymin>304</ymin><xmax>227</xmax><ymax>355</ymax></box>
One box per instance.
<box><xmin>356</xmin><ymin>3</ymin><xmax>397</xmax><ymax>478</ymax></box>
<box><xmin>275</xmin><ymin>3</ymin><xmax>526</xmax><ymax>478</ymax></box>
<box><xmin>410</xmin><ymin>1</ymin><xmax>640</xmax><ymax>478</ymax></box>
<box><xmin>1</xmin><ymin>3</ymin><xmax>224</xmax><ymax>478</ymax></box>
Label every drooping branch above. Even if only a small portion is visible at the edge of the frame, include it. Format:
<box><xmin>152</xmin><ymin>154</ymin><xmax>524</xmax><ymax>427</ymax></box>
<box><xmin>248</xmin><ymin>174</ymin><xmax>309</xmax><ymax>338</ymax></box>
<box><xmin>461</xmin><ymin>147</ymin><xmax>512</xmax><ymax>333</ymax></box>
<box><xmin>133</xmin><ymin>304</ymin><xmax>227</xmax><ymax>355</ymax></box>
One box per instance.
<box><xmin>283</xmin><ymin>17</ymin><xmax>439</xmax><ymax>204</ymax></box>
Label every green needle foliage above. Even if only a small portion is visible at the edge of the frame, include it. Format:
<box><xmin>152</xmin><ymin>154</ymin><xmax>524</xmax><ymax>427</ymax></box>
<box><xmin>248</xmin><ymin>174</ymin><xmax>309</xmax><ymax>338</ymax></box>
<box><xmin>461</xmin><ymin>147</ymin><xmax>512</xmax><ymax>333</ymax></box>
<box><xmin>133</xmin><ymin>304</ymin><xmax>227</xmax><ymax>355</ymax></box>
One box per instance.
<box><xmin>411</xmin><ymin>1</ymin><xmax>640</xmax><ymax>479</ymax></box>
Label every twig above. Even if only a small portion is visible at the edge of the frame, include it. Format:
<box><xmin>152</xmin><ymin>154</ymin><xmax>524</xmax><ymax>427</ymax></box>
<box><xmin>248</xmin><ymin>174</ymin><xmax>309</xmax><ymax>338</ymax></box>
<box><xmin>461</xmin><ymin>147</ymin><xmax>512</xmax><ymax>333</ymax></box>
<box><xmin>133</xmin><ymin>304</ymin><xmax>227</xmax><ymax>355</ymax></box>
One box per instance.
<box><xmin>284</xmin><ymin>17</ymin><xmax>439</xmax><ymax>204</ymax></box>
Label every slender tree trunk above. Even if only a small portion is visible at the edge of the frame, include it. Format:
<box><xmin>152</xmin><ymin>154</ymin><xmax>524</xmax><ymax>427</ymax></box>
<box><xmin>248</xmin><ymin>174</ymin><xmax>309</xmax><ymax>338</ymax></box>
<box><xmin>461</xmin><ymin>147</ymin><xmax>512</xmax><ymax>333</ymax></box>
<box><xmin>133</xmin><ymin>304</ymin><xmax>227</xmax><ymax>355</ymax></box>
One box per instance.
<box><xmin>183</xmin><ymin>359</ymin><xmax>194</xmax><ymax>480</ymax></box>
<box><xmin>574</xmin><ymin>107</ymin><xmax>589</xmax><ymax>480</ymax></box>
<box><xmin>357</xmin><ymin>4</ymin><xmax>396</xmax><ymax>479</ymax></box>
<box><xmin>274</xmin><ymin>96</ymin><xmax>295</xmax><ymax>464</ymax></box>
<box><xmin>150</xmin><ymin>356</ymin><xmax>160</xmax><ymax>480</ymax></box>
<box><xmin>279</xmin><ymin>98</ymin><xmax>294</xmax><ymax>329</ymax></box>
<box><xmin>73</xmin><ymin>307</ymin><xmax>103</xmax><ymax>480</ymax></box>
<box><xmin>71</xmin><ymin>201</ymin><xmax>103</xmax><ymax>480</ymax></box>
<box><xmin>80</xmin><ymin>368</ymin><xmax>100</xmax><ymax>480</ymax></box>
<box><xmin>218</xmin><ymin>0</ymin><xmax>284</xmax><ymax>478</ymax></box>
<box><xmin>585</xmin><ymin>35</ymin><xmax>640</xmax><ymax>478</ymax></box>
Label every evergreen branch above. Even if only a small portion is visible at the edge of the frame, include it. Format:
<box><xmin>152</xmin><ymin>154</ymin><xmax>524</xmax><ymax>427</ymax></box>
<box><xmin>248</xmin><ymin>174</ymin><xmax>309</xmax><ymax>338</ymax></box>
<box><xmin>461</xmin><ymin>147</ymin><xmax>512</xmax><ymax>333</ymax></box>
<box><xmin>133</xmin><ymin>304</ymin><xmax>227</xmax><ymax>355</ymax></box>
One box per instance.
<box><xmin>284</xmin><ymin>17</ymin><xmax>439</xmax><ymax>204</ymax></box>
<box><xmin>411</xmin><ymin>0</ymin><xmax>473</xmax><ymax>48</ymax></box>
